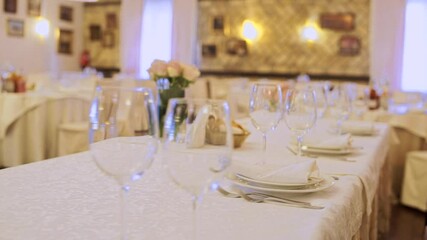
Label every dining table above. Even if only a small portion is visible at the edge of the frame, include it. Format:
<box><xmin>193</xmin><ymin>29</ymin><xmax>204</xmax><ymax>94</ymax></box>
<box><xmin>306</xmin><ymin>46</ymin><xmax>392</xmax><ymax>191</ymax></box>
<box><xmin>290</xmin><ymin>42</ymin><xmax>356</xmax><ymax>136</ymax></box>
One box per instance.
<box><xmin>0</xmin><ymin>118</ymin><xmax>394</xmax><ymax>240</ymax></box>
<box><xmin>0</xmin><ymin>88</ymin><xmax>92</xmax><ymax>167</ymax></box>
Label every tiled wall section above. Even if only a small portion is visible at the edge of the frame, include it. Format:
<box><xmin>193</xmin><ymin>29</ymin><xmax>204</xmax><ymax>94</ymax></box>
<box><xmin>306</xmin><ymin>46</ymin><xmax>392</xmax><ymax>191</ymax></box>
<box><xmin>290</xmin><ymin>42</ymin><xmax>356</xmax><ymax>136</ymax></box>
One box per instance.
<box><xmin>198</xmin><ymin>0</ymin><xmax>370</xmax><ymax>77</ymax></box>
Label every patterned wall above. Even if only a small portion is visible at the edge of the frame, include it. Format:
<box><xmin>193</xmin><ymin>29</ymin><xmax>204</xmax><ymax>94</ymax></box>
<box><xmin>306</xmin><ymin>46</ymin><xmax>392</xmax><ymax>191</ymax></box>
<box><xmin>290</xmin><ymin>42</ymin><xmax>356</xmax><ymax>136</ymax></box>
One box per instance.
<box><xmin>198</xmin><ymin>0</ymin><xmax>370</xmax><ymax>77</ymax></box>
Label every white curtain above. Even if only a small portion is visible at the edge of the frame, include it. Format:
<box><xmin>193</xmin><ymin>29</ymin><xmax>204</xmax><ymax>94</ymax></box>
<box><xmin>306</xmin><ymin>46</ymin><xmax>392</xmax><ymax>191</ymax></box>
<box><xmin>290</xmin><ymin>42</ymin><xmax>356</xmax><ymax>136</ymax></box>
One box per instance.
<box><xmin>120</xmin><ymin>0</ymin><xmax>198</xmax><ymax>78</ymax></box>
<box><xmin>171</xmin><ymin>0</ymin><xmax>198</xmax><ymax>64</ymax></box>
<box><xmin>370</xmin><ymin>0</ymin><xmax>407</xmax><ymax>90</ymax></box>
<box><xmin>401</xmin><ymin>0</ymin><xmax>427</xmax><ymax>92</ymax></box>
<box><xmin>120</xmin><ymin>0</ymin><xmax>145</xmax><ymax>77</ymax></box>
<box><xmin>139</xmin><ymin>0</ymin><xmax>173</xmax><ymax>79</ymax></box>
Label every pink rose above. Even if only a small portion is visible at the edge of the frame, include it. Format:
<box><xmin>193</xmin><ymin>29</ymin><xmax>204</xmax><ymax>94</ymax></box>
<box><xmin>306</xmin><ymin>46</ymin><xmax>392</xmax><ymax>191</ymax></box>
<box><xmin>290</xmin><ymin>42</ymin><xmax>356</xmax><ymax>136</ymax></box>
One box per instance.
<box><xmin>167</xmin><ymin>61</ymin><xmax>182</xmax><ymax>77</ymax></box>
<box><xmin>181</xmin><ymin>63</ymin><xmax>200</xmax><ymax>81</ymax></box>
<box><xmin>147</xmin><ymin>59</ymin><xmax>168</xmax><ymax>77</ymax></box>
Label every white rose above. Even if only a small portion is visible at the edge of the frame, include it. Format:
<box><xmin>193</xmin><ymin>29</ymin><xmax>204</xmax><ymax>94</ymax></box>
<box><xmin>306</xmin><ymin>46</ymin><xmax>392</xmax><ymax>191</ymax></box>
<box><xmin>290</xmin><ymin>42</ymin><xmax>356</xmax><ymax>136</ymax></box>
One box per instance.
<box><xmin>181</xmin><ymin>63</ymin><xmax>200</xmax><ymax>81</ymax></box>
<box><xmin>147</xmin><ymin>59</ymin><xmax>168</xmax><ymax>77</ymax></box>
<box><xmin>167</xmin><ymin>61</ymin><xmax>182</xmax><ymax>77</ymax></box>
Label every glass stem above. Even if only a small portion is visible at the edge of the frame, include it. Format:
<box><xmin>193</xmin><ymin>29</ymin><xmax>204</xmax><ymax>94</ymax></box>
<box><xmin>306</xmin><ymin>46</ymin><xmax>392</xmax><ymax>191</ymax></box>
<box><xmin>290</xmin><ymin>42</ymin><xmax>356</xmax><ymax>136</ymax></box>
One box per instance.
<box><xmin>192</xmin><ymin>195</ymin><xmax>200</xmax><ymax>240</ymax></box>
<box><xmin>262</xmin><ymin>133</ymin><xmax>267</xmax><ymax>152</ymax></box>
<box><xmin>120</xmin><ymin>184</ymin><xmax>130</xmax><ymax>240</ymax></box>
<box><xmin>337</xmin><ymin>120</ymin><xmax>343</xmax><ymax>135</ymax></box>
<box><xmin>296</xmin><ymin>134</ymin><xmax>303</xmax><ymax>156</ymax></box>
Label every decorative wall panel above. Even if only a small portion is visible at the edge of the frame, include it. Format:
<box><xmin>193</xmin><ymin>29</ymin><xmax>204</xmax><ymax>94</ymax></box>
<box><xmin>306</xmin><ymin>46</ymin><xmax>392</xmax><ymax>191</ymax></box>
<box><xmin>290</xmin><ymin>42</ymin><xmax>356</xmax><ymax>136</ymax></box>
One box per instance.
<box><xmin>198</xmin><ymin>0</ymin><xmax>370</xmax><ymax>77</ymax></box>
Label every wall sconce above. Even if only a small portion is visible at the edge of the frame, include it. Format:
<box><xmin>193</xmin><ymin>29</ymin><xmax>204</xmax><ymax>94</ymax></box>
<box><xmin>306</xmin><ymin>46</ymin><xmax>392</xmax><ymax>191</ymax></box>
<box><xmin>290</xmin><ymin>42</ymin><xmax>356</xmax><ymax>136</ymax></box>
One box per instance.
<box><xmin>300</xmin><ymin>19</ymin><xmax>320</xmax><ymax>43</ymax></box>
<box><xmin>242</xmin><ymin>20</ymin><xmax>260</xmax><ymax>42</ymax></box>
<box><xmin>35</xmin><ymin>18</ymin><xmax>50</xmax><ymax>38</ymax></box>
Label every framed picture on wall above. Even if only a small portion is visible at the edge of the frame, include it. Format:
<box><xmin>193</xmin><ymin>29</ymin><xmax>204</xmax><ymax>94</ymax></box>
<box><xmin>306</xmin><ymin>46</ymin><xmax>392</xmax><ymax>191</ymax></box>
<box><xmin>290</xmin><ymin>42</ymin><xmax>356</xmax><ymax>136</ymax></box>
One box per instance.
<box><xmin>59</xmin><ymin>5</ymin><xmax>73</xmax><ymax>22</ymax></box>
<box><xmin>7</xmin><ymin>18</ymin><xmax>24</xmax><ymax>37</ymax></box>
<box><xmin>27</xmin><ymin>0</ymin><xmax>41</xmax><ymax>17</ymax></box>
<box><xmin>202</xmin><ymin>44</ymin><xmax>217</xmax><ymax>58</ymax></box>
<box><xmin>211</xmin><ymin>15</ymin><xmax>225</xmax><ymax>34</ymax></box>
<box><xmin>226</xmin><ymin>38</ymin><xmax>248</xmax><ymax>56</ymax></box>
<box><xmin>106</xmin><ymin>13</ymin><xmax>117</xmax><ymax>29</ymax></box>
<box><xmin>58</xmin><ymin>29</ymin><xmax>73</xmax><ymax>54</ymax></box>
<box><xmin>89</xmin><ymin>25</ymin><xmax>102</xmax><ymax>41</ymax></box>
<box><xmin>320</xmin><ymin>12</ymin><xmax>355</xmax><ymax>31</ymax></box>
<box><xmin>339</xmin><ymin>35</ymin><xmax>361</xmax><ymax>56</ymax></box>
<box><xmin>102</xmin><ymin>31</ymin><xmax>114</xmax><ymax>48</ymax></box>
<box><xmin>4</xmin><ymin>0</ymin><xmax>17</xmax><ymax>13</ymax></box>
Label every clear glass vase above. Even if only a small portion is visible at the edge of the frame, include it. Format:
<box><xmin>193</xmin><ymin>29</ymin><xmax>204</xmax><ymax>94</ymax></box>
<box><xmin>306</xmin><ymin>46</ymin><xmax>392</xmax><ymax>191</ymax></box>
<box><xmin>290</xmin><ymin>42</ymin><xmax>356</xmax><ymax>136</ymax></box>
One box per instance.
<box><xmin>157</xmin><ymin>78</ymin><xmax>185</xmax><ymax>136</ymax></box>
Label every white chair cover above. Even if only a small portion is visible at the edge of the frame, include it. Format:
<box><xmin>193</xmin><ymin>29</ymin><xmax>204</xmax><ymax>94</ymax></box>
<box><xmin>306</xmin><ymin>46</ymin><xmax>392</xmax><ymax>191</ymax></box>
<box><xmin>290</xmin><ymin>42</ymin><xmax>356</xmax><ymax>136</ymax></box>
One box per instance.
<box><xmin>401</xmin><ymin>151</ymin><xmax>427</xmax><ymax>212</ymax></box>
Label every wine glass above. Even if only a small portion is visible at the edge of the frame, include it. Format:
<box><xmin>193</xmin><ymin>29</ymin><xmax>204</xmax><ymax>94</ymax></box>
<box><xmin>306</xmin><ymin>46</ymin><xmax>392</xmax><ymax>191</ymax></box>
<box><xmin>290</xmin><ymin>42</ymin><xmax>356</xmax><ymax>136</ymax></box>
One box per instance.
<box><xmin>283</xmin><ymin>88</ymin><xmax>317</xmax><ymax>156</ymax></box>
<box><xmin>326</xmin><ymin>86</ymin><xmax>352</xmax><ymax>135</ymax></box>
<box><xmin>88</xmin><ymin>86</ymin><xmax>159</xmax><ymax>239</ymax></box>
<box><xmin>308</xmin><ymin>83</ymin><xmax>328</xmax><ymax>119</ymax></box>
<box><xmin>161</xmin><ymin>98</ymin><xmax>233</xmax><ymax>240</ymax></box>
<box><xmin>249</xmin><ymin>83</ymin><xmax>283</xmax><ymax>152</ymax></box>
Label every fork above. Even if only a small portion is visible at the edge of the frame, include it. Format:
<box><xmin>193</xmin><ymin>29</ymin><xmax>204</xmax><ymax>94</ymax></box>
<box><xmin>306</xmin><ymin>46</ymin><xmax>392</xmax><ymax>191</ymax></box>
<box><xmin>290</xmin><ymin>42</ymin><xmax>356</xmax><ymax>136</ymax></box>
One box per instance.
<box><xmin>217</xmin><ymin>187</ymin><xmax>324</xmax><ymax>209</ymax></box>
<box><xmin>287</xmin><ymin>146</ymin><xmax>355</xmax><ymax>162</ymax></box>
<box><xmin>235</xmin><ymin>189</ymin><xmax>324</xmax><ymax>210</ymax></box>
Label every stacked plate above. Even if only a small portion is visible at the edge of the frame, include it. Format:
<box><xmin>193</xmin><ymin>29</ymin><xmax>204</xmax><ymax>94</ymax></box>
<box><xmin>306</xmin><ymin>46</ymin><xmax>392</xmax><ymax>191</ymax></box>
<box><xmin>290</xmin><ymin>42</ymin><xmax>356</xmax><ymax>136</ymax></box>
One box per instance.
<box><xmin>229</xmin><ymin>174</ymin><xmax>335</xmax><ymax>193</ymax></box>
<box><xmin>300</xmin><ymin>145</ymin><xmax>361</xmax><ymax>155</ymax></box>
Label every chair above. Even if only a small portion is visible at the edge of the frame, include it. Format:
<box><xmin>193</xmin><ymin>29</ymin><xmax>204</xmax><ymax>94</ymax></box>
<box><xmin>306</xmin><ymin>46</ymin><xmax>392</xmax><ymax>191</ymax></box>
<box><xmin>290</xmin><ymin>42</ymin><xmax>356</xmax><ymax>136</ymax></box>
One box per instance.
<box><xmin>401</xmin><ymin>151</ymin><xmax>427</xmax><ymax>212</ymax></box>
<box><xmin>57</xmin><ymin>79</ymin><xmax>156</xmax><ymax>156</ymax></box>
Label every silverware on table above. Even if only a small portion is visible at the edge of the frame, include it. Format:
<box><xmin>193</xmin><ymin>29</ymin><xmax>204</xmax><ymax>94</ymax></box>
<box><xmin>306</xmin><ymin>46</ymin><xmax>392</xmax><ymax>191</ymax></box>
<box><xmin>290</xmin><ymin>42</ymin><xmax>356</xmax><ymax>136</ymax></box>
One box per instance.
<box><xmin>287</xmin><ymin>146</ymin><xmax>356</xmax><ymax>162</ymax></box>
<box><xmin>217</xmin><ymin>186</ymin><xmax>324</xmax><ymax>210</ymax></box>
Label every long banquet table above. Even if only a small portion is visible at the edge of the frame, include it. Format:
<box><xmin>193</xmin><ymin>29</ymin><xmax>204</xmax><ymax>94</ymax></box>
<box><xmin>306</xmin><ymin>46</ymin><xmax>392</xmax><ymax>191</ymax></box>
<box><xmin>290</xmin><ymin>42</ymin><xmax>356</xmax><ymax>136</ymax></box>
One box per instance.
<box><xmin>0</xmin><ymin>119</ymin><xmax>393</xmax><ymax>239</ymax></box>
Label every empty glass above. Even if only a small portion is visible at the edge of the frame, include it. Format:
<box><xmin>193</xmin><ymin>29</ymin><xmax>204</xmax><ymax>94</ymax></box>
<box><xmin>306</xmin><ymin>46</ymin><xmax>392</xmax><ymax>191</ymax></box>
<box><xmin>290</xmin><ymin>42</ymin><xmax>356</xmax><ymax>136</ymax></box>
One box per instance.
<box><xmin>249</xmin><ymin>83</ymin><xmax>283</xmax><ymax>151</ymax></box>
<box><xmin>283</xmin><ymin>88</ymin><xmax>317</xmax><ymax>156</ymax></box>
<box><xmin>161</xmin><ymin>98</ymin><xmax>233</xmax><ymax>240</ymax></box>
<box><xmin>88</xmin><ymin>86</ymin><xmax>159</xmax><ymax>239</ymax></box>
<box><xmin>310</xmin><ymin>83</ymin><xmax>329</xmax><ymax>119</ymax></box>
<box><xmin>327</xmin><ymin>86</ymin><xmax>352</xmax><ymax>134</ymax></box>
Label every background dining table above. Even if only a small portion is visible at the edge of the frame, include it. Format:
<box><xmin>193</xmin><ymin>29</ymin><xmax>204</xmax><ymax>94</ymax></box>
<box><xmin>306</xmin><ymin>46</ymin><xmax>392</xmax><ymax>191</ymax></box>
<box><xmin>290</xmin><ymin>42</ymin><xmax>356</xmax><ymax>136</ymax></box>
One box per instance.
<box><xmin>0</xmin><ymin>118</ymin><xmax>394</xmax><ymax>239</ymax></box>
<box><xmin>0</xmin><ymin>88</ymin><xmax>91</xmax><ymax>167</ymax></box>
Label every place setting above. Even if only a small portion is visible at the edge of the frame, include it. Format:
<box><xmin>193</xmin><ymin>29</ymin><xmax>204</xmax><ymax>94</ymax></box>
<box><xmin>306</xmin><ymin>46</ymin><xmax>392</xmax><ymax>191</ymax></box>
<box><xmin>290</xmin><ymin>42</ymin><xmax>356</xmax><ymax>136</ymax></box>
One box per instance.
<box><xmin>287</xmin><ymin>132</ymin><xmax>363</xmax><ymax>161</ymax></box>
<box><xmin>335</xmin><ymin>120</ymin><xmax>378</xmax><ymax>136</ymax></box>
<box><xmin>218</xmin><ymin>154</ymin><xmax>335</xmax><ymax>210</ymax></box>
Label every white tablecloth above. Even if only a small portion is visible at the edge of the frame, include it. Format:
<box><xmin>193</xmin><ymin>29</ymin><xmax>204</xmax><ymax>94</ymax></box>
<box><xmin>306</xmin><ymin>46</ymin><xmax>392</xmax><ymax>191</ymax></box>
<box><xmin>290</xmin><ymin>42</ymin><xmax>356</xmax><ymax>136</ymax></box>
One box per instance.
<box><xmin>0</xmin><ymin>89</ymin><xmax>91</xmax><ymax>167</ymax></box>
<box><xmin>357</xmin><ymin>110</ymin><xmax>427</xmax><ymax>199</ymax></box>
<box><xmin>0</xmin><ymin>119</ymin><xmax>392</xmax><ymax>239</ymax></box>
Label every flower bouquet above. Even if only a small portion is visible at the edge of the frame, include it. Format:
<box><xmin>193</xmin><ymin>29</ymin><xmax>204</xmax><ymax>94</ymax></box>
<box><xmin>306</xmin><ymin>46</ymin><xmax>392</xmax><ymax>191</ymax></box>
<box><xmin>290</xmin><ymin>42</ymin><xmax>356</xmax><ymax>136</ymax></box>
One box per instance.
<box><xmin>148</xmin><ymin>59</ymin><xmax>200</xmax><ymax>134</ymax></box>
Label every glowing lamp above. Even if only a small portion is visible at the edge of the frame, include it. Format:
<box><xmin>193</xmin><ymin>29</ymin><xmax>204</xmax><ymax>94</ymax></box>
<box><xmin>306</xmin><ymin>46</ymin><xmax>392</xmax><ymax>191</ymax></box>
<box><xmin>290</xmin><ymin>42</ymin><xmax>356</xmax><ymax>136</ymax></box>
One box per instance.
<box><xmin>242</xmin><ymin>20</ymin><xmax>259</xmax><ymax>42</ymax></box>
<box><xmin>301</xmin><ymin>25</ymin><xmax>319</xmax><ymax>42</ymax></box>
<box><xmin>35</xmin><ymin>18</ymin><xmax>50</xmax><ymax>38</ymax></box>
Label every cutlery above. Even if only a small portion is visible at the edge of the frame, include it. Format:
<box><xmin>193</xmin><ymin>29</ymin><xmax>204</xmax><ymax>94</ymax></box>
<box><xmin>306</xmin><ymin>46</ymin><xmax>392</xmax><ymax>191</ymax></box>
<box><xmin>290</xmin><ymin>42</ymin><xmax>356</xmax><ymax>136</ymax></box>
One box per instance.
<box><xmin>235</xmin><ymin>189</ymin><xmax>324</xmax><ymax>210</ymax></box>
<box><xmin>217</xmin><ymin>186</ymin><xmax>324</xmax><ymax>209</ymax></box>
<box><xmin>288</xmin><ymin>146</ymin><xmax>356</xmax><ymax>162</ymax></box>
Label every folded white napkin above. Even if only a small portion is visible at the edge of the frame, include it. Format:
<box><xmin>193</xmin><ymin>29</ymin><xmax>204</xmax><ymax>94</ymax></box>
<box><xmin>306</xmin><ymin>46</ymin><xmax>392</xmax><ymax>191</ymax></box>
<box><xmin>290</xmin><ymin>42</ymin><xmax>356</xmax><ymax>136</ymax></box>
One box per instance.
<box><xmin>231</xmin><ymin>159</ymin><xmax>319</xmax><ymax>184</ymax></box>
<box><xmin>186</xmin><ymin>105</ymin><xmax>209</xmax><ymax>148</ymax></box>
<box><xmin>303</xmin><ymin>133</ymin><xmax>352</xmax><ymax>150</ymax></box>
<box><xmin>341</xmin><ymin>121</ymin><xmax>375</xmax><ymax>135</ymax></box>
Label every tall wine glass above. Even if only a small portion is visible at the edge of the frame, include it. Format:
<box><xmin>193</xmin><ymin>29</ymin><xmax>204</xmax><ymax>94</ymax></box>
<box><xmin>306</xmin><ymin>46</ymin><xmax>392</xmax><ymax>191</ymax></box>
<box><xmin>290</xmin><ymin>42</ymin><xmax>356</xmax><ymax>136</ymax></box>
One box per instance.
<box><xmin>327</xmin><ymin>86</ymin><xmax>352</xmax><ymax>135</ymax></box>
<box><xmin>89</xmin><ymin>86</ymin><xmax>159</xmax><ymax>239</ymax></box>
<box><xmin>162</xmin><ymin>98</ymin><xmax>233</xmax><ymax>240</ymax></box>
<box><xmin>310</xmin><ymin>83</ymin><xmax>328</xmax><ymax>119</ymax></box>
<box><xmin>249</xmin><ymin>83</ymin><xmax>283</xmax><ymax>152</ymax></box>
<box><xmin>283</xmin><ymin>88</ymin><xmax>317</xmax><ymax>156</ymax></box>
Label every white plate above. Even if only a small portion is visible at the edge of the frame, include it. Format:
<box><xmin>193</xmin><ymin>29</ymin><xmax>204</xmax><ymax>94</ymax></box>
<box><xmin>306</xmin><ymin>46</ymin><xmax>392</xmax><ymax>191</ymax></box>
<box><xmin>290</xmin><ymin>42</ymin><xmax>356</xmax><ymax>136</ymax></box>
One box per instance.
<box><xmin>230</xmin><ymin>175</ymin><xmax>335</xmax><ymax>193</ymax></box>
<box><xmin>328</xmin><ymin>126</ymin><xmax>378</xmax><ymax>136</ymax></box>
<box><xmin>234</xmin><ymin>173</ymin><xmax>323</xmax><ymax>188</ymax></box>
<box><xmin>300</xmin><ymin>145</ymin><xmax>360</xmax><ymax>155</ymax></box>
